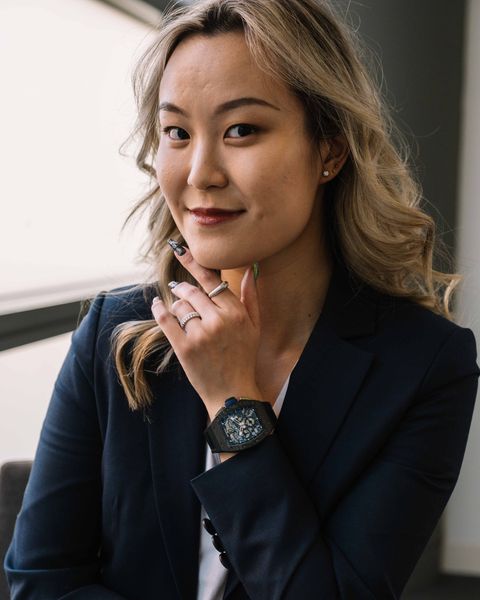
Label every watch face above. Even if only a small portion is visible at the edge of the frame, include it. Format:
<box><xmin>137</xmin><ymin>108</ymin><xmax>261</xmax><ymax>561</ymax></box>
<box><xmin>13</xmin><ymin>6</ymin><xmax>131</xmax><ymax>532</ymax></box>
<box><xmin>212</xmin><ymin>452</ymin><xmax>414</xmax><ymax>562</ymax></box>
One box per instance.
<box><xmin>220</xmin><ymin>406</ymin><xmax>264</xmax><ymax>445</ymax></box>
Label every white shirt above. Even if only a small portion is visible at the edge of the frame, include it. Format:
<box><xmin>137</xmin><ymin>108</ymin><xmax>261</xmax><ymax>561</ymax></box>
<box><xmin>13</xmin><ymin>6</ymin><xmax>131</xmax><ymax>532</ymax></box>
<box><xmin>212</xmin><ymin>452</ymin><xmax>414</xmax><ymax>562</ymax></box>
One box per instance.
<box><xmin>196</xmin><ymin>373</ymin><xmax>292</xmax><ymax>600</ymax></box>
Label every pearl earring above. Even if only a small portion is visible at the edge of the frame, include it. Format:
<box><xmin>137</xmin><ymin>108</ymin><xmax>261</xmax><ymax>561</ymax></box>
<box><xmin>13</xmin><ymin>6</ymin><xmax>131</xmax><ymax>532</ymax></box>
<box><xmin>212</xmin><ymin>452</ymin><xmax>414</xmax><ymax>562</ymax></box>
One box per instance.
<box><xmin>322</xmin><ymin>170</ymin><xmax>330</xmax><ymax>177</ymax></box>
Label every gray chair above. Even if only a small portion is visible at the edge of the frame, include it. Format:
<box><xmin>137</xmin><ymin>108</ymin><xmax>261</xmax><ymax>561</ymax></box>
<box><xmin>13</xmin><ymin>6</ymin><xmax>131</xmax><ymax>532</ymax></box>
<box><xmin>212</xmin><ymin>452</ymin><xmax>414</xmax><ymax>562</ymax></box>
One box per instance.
<box><xmin>0</xmin><ymin>461</ymin><xmax>32</xmax><ymax>600</ymax></box>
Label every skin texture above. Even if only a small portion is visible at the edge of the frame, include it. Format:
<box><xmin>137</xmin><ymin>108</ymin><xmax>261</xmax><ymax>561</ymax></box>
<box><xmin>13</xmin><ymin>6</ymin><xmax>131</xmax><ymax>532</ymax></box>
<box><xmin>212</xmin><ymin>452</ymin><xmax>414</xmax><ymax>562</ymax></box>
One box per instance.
<box><xmin>152</xmin><ymin>31</ymin><xmax>348</xmax><ymax>461</ymax></box>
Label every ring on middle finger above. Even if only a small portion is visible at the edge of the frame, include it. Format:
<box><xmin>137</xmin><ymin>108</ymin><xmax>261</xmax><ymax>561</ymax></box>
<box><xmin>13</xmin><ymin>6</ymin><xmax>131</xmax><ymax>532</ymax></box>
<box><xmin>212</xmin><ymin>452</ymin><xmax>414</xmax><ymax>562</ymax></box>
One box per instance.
<box><xmin>178</xmin><ymin>311</ymin><xmax>201</xmax><ymax>329</ymax></box>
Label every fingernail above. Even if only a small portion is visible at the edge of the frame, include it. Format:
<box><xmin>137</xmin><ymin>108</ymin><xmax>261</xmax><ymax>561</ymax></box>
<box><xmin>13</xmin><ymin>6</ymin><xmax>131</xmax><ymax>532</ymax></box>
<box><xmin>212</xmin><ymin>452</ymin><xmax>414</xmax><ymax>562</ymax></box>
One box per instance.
<box><xmin>253</xmin><ymin>262</ymin><xmax>260</xmax><ymax>281</ymax></box>
<box><xmin>167</xmin><ymin>239</ymin><xmax>186</xmax><ymax>256</ymax></box>
<box><xmin>152</xmin><ymin>296</ymin><xmax>162</xmax><ymax>305</ymax></box>
<box><xmin>168</xmin><ymin>281</ymin><xmax>179</xmax><ymax>289</ymax></box>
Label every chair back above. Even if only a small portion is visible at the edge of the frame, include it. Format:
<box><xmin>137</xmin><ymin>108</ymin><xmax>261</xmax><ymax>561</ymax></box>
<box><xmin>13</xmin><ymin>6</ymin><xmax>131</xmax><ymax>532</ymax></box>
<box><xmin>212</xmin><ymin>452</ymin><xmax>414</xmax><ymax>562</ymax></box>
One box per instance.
<box><xmin>0</xmin><ymin>461</ymin><xmax>32</xmax><ymax>600</ymax></box>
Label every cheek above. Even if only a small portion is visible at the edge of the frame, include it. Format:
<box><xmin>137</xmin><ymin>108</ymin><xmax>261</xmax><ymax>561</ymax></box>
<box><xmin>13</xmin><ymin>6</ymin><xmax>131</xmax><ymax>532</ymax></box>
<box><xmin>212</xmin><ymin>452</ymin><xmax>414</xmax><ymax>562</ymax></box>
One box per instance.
<box><xmin>155</xmin><ymin>153</ymin><xmax>171</xmax><ymax>185</ymax></box>
<box><xmin>246</xmin><ymin>139</ymin><xmax>314</xmax><ymax>189</ymax></box>
<box><xmin>154</xmin><ymin>151</ymin><xmax>182</xmax><ymax>203</ymax></box>
<box><xmin>248</xmin><ymin>158</ymin><xmax>314</xmax><ymax>217</ymax></box>
<box><xmin>256</xmin><ymin>176</ymin><xmax>319</xmax><ymax>247</ymax></box>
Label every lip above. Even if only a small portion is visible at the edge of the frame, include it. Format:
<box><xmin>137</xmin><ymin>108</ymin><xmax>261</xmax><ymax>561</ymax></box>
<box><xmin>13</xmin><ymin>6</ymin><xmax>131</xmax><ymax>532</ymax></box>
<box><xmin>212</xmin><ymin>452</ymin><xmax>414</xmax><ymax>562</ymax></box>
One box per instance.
<box><xmin>189</xmin><ymin>207</ymin><xmax>244</xmax><ymax>215</ymax></box>
<box><xmin>188</xmin><ymin>208</ymin><xmax>245</xmax><ymax>226</ymax></box>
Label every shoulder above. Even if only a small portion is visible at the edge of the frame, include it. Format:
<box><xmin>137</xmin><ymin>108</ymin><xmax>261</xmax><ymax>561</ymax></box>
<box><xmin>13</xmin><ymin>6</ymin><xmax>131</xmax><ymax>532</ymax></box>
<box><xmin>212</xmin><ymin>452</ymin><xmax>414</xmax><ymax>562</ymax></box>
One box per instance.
<box><xmin>72</xmin><ymin>282</ymin><xmax>158</xmax><ymax>362</ymax></box>
<box><xmin>99</xmin><ymin>282</ymin><xmax>157</xmax><ymax>323</ymax></box>
<box><xmin>369</xmin><ymin>288</ymin><xmax>479</xmax><ymax>388</ymax></box>
<box><xmin>79</xmin><ymin>282</ymin><xmax>157</xmax><ymax>324</ymax></box>
<box><xmin>374</xmin><ymin>289</ymin><xmax>474</xmax><ymax>344</ymax></box>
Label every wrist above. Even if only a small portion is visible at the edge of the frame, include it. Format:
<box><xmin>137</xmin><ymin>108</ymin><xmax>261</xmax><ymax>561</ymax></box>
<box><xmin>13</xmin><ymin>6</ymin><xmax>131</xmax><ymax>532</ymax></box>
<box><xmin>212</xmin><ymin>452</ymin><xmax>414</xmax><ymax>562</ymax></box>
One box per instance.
<box><xmin>219</xmin><ymin>451</ymin><xmax>238</xmax><ymax>462</ymax></box>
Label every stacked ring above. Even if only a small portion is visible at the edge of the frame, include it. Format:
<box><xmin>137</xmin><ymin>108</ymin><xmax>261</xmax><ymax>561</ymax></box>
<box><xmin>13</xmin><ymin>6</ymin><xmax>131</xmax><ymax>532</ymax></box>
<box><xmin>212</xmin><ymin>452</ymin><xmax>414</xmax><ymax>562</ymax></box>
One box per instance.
<box><xmin>178</xmin><ymin>311</ymin><xmax>201</xmax><ymax>329</ymax></box>
<box><xmin>175</xmin><ymin>280</ymin><xmax>229</xmax><ymax>329</ymax></box>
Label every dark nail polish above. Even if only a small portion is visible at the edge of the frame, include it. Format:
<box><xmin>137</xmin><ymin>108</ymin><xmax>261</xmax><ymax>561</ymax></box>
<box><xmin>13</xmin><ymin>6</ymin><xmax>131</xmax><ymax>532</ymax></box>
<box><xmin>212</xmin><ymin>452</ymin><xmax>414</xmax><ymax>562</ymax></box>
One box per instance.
<box><xmin>167</xmin><ymin>239</ymin><xmax>186</xmax><ymax>256</ymax></box>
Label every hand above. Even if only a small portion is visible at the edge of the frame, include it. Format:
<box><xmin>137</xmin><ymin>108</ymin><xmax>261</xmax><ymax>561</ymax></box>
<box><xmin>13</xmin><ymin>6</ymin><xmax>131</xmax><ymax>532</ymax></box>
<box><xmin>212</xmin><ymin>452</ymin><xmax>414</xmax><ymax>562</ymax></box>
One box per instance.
<box><xmin>151</xmin><ymin>243</ymin><xmax>262</xmax><ymax>422</ymax></box>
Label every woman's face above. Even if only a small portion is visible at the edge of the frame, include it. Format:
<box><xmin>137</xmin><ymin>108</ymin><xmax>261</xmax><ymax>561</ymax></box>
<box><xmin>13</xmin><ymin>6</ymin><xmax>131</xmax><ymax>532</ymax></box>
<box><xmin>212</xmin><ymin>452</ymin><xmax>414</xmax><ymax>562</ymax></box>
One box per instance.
<box><xmin>155</xmin><ymin>31</ymin><xmax>327</xmax><ymax>270</ymax></box>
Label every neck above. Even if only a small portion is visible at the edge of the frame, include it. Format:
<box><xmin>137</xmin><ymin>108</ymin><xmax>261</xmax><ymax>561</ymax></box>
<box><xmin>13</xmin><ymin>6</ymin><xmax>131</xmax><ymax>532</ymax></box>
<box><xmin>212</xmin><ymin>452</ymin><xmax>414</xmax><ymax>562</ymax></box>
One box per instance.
<box><xmin>221</xmin><ymin>231</ymin><xmax>333</xmax><ymax>359</ymax></box>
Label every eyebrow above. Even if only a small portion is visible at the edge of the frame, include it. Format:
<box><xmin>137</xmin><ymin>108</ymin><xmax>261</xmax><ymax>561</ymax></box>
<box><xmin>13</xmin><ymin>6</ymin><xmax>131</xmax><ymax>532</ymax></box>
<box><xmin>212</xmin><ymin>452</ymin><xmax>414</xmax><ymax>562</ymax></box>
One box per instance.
<box><xmin>158</xmin><ymin>96</ymin><xmax>281</xmax><ymax>117</ymax></box>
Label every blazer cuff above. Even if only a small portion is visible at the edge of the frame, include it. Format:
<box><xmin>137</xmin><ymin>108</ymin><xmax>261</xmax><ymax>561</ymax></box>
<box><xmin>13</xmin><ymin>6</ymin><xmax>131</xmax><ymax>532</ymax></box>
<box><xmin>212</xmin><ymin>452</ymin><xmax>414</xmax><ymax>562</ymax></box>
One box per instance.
<box><xmin>190</xmin><ymin>432</ymin><xmax>339</xmax><ymax>599</ymax></box>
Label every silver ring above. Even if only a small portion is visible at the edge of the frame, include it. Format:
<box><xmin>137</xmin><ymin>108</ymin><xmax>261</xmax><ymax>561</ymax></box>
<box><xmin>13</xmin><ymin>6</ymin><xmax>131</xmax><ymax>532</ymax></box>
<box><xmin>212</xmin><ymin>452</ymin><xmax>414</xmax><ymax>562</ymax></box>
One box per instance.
<box><xmin>207</xmin><ymin>280</ymin><xmax>229</xmax><ymax>298</ymax></box>
<box><xmin>178</xmin><ymin>311</ymin><xmax>201</xmax><ymax>329</ymax></box>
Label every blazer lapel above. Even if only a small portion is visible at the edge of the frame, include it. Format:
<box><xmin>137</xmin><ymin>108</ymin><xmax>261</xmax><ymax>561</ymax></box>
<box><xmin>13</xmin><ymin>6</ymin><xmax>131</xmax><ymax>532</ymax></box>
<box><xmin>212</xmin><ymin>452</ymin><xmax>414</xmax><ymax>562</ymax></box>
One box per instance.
<box><xmin>223</xmin><ymin>260</ymin><xmax>379</xmax><ymax>599</ymax></box>
<box><xmin>275</xmin><ymin>259</ymin><xmax>377</xmax><ymax>486</ymax></box>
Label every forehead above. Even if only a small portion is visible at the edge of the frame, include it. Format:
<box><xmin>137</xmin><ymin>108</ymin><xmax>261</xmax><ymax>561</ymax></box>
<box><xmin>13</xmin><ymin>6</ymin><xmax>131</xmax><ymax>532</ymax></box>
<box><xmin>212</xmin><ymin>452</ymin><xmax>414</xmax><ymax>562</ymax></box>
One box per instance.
<box><xmin>159</xmin><ymin>31</ymin><xmax>298</xmax><ymax>112</ymax></box>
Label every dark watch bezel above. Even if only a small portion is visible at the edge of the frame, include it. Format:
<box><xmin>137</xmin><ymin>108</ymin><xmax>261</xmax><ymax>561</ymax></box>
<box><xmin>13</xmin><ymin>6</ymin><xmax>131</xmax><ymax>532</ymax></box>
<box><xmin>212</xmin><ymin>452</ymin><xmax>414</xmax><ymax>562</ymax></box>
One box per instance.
<box><xmin>204</xmin><ymin>398</ymin><xmax>277</xmax><ymax>453</ymax></box>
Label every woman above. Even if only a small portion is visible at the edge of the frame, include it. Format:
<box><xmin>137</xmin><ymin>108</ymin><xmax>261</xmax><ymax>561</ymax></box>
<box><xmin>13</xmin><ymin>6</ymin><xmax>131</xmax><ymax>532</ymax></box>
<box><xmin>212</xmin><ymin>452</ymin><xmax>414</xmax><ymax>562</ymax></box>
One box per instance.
<box><xmin>5</xmin><ymin>0</ymin><xmax>479</xmax><ymax>598</ymax></box>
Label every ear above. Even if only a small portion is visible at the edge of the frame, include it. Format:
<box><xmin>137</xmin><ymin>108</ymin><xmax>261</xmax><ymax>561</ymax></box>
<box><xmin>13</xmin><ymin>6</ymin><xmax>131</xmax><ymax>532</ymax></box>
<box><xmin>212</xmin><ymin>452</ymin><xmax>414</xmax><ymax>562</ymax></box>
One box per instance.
<box><xmin>318</xmin><ymin>134</ymin><xmax>349</xmax><ymax>183</ymax></box>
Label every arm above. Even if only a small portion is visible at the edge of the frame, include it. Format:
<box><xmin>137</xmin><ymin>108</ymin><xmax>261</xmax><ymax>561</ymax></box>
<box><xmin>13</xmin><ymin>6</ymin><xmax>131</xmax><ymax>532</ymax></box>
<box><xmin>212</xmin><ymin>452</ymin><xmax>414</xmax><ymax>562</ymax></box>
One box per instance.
<box><xmin>4</xmin><ymin>293</ymin><xmax>128</xmax><ymax>600</ymax></box>
<box><xmin>190</xmin><ymin>327</ymin><xmax>480</xmax><ymax>599</ymax></box>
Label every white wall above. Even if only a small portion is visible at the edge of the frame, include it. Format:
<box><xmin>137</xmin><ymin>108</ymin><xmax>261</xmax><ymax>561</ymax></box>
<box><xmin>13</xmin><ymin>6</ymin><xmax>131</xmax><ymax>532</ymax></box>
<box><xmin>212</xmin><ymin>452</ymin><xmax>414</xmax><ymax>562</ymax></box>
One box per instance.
<box><xmin>0</xmin><ymin>0</ymin><xmax>154</xmax><ymax>464</ymax></box>
<box><xmin>0</xmin><ymin>0</ymin><xmax>152</xmax><ymax>294</ymax></box>
<box><xmin>441</xmin><ymin>0</ymin><xmax>480</xmax><ymax>575</ymax></box>
<box><xmin>0</xmin><ymin>333</ymin><xmax>72</xmax><ymax>463</ymax></box>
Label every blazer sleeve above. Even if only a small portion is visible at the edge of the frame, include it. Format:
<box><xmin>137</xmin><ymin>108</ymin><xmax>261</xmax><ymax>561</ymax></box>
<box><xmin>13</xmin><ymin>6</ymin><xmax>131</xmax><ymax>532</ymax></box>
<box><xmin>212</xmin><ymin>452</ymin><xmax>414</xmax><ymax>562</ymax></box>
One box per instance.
<box><xmin>190</xmin><ymin>326</ymin><xmax>480</xmax><ymax>599</ymax></box>
<box><xmin>3</xmin><ymin>293</ymin><xmax>128</xmax><ymax>600</ymax></box>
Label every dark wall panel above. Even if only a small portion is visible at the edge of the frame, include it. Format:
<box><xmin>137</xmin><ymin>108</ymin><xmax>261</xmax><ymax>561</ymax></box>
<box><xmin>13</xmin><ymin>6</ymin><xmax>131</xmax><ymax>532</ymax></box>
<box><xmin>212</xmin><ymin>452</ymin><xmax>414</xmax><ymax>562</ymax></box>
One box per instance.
<box><xmin>348</xmin><ymin>0</ymin><xmax>466</xmax><ymax>265</ymax></box>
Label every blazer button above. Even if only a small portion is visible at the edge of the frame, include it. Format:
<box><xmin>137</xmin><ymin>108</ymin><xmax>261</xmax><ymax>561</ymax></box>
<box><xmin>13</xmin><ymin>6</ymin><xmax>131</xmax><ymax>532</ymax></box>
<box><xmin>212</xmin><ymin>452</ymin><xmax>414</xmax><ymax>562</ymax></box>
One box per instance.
<box><xmin>211</xmin><ymin>533</ymin><xmax>224</xmax><ymax>552</ymax></box>
<box><xmin>219</xmin><ymin>551</ymin><xmax>231</xmax><ymax>570</ymax></box>
<box><xmin>202</xmin><ymin>517</ymin><xmax>216</xmax><ymax>535</ymax></box>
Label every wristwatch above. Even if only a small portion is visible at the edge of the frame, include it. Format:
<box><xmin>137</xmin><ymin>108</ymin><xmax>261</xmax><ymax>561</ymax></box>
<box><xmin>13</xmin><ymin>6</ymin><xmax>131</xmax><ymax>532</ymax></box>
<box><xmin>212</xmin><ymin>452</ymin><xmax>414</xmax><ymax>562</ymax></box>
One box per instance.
<box><xmin>204</xmin><ymin>397</ymin><xmax>277</xmax><ymax>453</ymax></box>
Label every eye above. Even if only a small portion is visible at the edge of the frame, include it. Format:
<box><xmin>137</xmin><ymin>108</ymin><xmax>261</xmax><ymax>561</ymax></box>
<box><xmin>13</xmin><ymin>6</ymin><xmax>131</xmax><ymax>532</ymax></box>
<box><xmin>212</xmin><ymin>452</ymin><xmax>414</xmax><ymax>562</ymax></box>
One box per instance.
<box><xmin>161</xmin><ymin>126</ymin><xmax>189</xmax><ymax>141</ymax></box>
<box><xmin>226</xmin><ymin>124</ymin><xmax>258</xmax><ymax>138</ymax></box>
<box><xmin>160</xmin><ymin>123</ymin><xmax>259</xmax><ymax>141</ymax></box>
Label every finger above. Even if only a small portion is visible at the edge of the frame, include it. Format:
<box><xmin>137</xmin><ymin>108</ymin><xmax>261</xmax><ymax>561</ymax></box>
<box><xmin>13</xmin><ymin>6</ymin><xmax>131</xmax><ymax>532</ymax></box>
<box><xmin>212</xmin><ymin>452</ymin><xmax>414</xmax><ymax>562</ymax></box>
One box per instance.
<box><xmin>167</xmin><ymin>240</ymin><xmax>236</xmax><ymax>306</ymax></box>
<box><xmin>169</xmin><ymin>298</ymin><xmax>195</xmax><ymax>318</ymax></box>
<box><xmin>151</xmin><ymin>297</ymin><xmax>187</xmax><ymax>348</ymax></box>
<box><xmin>168</xmin><ymin>281</ymin><xmax>219</xmax><ymax>318</ymax></box>
<box><xmin>240</xmin><ymin>266</ymin><xmax>261</xmax><ymax>329</ymax></box>
<box><xmin>169</xmin><ymin>299</ymin><xmax>203</xmax><ymax>331</ymax></box>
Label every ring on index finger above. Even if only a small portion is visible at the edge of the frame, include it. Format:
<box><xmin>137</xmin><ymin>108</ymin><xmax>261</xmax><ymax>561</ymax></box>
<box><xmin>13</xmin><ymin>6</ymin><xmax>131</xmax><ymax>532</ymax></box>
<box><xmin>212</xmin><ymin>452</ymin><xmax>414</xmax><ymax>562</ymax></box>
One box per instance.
<box><xmin>207</xmin><ymin>280</ymin><xmax>229</xmax><ymax>299</ymax></box>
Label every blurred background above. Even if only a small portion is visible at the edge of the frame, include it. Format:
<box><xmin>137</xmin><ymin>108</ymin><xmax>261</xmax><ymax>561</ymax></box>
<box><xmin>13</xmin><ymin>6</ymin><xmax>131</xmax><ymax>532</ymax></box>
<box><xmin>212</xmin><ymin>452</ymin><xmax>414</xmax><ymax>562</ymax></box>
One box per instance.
<box><xmin>1</xmin><ymin>1</ymin><xmax>479</xmax><ymax>598</ymax></box>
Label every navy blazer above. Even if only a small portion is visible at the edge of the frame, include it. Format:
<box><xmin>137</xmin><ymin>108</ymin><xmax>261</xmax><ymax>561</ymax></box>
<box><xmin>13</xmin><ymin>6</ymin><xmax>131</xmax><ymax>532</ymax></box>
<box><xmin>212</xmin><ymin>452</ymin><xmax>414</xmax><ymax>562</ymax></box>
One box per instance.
<box><xmin>5</xmin><ymin>258</ymin><xmax>480</xmax><ymax>599</ymax></box>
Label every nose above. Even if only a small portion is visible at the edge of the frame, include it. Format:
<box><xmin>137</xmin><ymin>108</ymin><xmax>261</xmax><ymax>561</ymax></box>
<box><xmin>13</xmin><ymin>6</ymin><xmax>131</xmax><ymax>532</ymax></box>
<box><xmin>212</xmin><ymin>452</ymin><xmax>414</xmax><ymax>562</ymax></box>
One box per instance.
<box><xmin>187</xmin><ymin>142</ymin><xmax>228</xmax><ymax>190</ymax></box>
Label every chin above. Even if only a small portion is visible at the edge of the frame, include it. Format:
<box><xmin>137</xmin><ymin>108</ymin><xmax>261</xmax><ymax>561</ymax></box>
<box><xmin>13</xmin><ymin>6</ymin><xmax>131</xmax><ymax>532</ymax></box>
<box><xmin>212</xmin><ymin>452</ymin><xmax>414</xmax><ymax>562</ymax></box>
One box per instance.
<box><xmin>189</xmin><ymin>245</ymin><xmax>251</xmax><ymax>272</ymax></box>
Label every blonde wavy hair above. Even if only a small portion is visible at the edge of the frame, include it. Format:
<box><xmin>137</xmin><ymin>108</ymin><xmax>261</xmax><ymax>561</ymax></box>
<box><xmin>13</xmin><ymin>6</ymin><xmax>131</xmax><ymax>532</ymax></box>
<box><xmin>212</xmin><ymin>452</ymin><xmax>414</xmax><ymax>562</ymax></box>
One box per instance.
<box><xmin>108</xmin><ymin>0</ymin><xmax>460</xmax><ymax>411</ymax></box>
